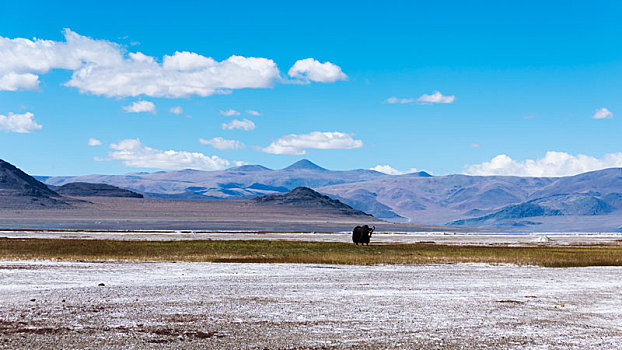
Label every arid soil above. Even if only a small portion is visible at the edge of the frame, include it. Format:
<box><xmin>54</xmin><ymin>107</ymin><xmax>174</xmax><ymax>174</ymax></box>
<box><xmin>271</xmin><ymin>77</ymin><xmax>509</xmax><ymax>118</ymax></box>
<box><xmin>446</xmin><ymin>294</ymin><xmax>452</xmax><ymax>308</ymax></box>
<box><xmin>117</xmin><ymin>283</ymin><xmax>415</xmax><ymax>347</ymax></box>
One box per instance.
<box><xmin>0</xmin><ymin>196</ymin><xmax>382</xmax><ymax>232</ymax></box>
<box><xmin>0</xmin><ymin>196</ymin><xmax>473</xmax><ymax>232</ymax></box>
<box><xmin>1</xmin><ymin>261</ymin><xmax>621</xmax><ymax>349</ymax></box>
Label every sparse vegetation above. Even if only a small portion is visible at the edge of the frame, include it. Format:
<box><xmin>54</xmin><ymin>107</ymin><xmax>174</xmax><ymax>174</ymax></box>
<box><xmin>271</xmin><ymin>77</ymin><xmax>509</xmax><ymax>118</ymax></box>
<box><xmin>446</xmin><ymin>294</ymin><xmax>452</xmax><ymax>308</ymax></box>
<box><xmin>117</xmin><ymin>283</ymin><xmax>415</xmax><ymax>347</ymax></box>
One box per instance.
<box><xmin>1</xmin><ymin>238</ymin><xmax>622</xmax><ymax>267</ymax></box>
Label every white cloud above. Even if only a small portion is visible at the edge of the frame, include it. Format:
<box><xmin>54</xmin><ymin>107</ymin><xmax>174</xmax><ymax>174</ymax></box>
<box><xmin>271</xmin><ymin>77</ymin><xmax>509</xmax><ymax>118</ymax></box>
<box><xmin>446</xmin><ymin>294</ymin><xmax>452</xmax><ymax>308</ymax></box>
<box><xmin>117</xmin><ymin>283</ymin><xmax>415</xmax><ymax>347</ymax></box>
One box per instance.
<box><xmin>0</xmin><ymin>112</ymin><xmax>42</xmax><ymax>133</ymax></box>
<box><xmin>370</xmin><ymin>165</ymin><xmax>418</xmax><ymax>175</ymax></box>
<box><xmin>262</xmin><ymin>131</ymin><xmax>363</xmax><ymax>155</ymax></box>
<box><xmin>123</xmin><ymin>100</ymin><xmax>156</xmax><ymax>114</ymax></box>
<box><xmin>2</xmin><ymin>30</ymin><xmax>344</xmax><ymax>95</ymax></box>
<box><xmin>288</xmin><ymin>58</ymin><xmax>347</xmax><ymax>83</ymax></box>
<box><xmin>222</xmin><ymin>118</ymin><xmax>255</xmax><ymax>131</ymax></box>
<box><xmin>199</xmin><ymin>137</ymin><xmax>244</xmax><ymax>150</ymax></box>
<box><xmin>246</xmin><ymin>110</ymin><xmax>261</xmax><ymax>116</ymax></box>
<box><xmin>0</xmin><ymin>72</ymin><xmax>40</xmax><ymax>91</ymax></box>
<box><xmin>0</xmin><ymin>29</ymin><xmax>123</xmax><ymax>92</ymax></box>
<box><xmin>169</xmin><ymin>106</ymin><xmax>183</xmax><ymax>115</ymax></box>
<box><xmin>470</xmin><ymin>143</ymin><xmax>480</xmax><ymax>148</ymax></box>
<box><xmin>65</xmin><ymin>51</ymin><xmax>281</xmax><ymax>98</ymax></box>
<box><xmin>88</xmin><ymin>138</ymin><xmax>102</xmax><ymax>146</ymax></box>
<box><xmin>384</xmin><ymin>92</ymin><xmax>454</xmax><ymax>105</ymax></box>
<box><xmin>464</xmin><ymin>151</ymin><xmax>622</xmax><ymax>177</ymax></box>
<box><xmin>220</xmin><ymin>109</ymin><xmax>240</xmax><ymax>116</ymax></box>
<box><xmin>592</xmin><ymin>107</ymin><xmax>613</xmax><ymax>119</ymax></box>
<box><xmin>384</xmin><ymin>97</ymin><xmax>415</xmax><ymax>104</ymax></box>
<box><xmin>104</xmin><ymin>138</ymin><xmax>237</xmax><ymax>170</ymax></box>
<box><xmin>417</xmin><ymin>91</ymin><xmax>455</xmax><ymax>104</ymax></box>
<box><xmin>0</xmin><ymin>30</ymin><xmax>282</xmax><ymax>96</ymax></box>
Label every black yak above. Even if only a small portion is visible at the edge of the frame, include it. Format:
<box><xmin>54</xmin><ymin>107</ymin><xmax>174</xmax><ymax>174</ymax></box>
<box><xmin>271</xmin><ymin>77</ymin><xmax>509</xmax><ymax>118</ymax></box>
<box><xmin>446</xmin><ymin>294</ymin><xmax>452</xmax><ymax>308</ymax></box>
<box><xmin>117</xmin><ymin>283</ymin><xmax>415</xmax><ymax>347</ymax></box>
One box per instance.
<box><xmin>352</xmin><ymin>225</ymin><xmax>375</xmax><ymax>245</ymax></box>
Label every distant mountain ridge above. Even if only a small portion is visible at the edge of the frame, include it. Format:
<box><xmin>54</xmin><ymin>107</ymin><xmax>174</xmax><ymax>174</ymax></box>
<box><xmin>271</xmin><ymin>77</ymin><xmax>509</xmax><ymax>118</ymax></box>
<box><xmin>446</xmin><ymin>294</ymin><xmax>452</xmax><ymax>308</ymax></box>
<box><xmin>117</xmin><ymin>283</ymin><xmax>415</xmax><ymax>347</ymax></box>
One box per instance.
<box><xmin>39</xmin><ymin>160</ymin><xmax>622</xmax><ymax>231</ymax></box>
<box><xmin>319</xmin><ymin>168</ymin><xmax>622</xmax><ymax>231</ymax></box>
<box><xmin>42</xmin><ymin>159</ymin><xmax>410</xmax><ymax>201</ymax></box>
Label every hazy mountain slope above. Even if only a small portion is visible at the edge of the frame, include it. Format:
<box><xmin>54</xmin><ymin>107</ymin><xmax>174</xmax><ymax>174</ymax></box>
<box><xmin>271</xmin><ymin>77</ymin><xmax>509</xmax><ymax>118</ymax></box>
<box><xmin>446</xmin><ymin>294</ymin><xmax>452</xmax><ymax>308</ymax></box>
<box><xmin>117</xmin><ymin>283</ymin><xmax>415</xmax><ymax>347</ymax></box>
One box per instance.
<box><xmin>447</xmin><ymin>170</ymin><xmax>622</xmax><ymax>230</ymax></box>
<box><xmin>529</xmin><ymin>168</ymin><xmax>622</xmax><ymax>199</ymax></box>
<box><xmin>318</xmin><ymin>174</ymin><xmax>556</xmax><ymax>224</ymax></box>
<box><xmin>43</xmin><ymin>160</ymin><xmax>401</xmax><ymax>198</ymax></box>
<box><xmin>329</xmin><ymin>189</ymin><xmax>406</xmax><ymax>221</ymax></box>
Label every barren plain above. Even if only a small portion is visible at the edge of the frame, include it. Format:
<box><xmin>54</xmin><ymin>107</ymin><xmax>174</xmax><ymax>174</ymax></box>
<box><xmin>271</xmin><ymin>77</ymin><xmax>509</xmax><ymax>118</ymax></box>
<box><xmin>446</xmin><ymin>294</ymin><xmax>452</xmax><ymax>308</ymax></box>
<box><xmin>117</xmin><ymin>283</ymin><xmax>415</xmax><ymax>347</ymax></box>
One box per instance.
<box><xmin>1</xmin><ymin>261</ymin><xmax>621</xmax><ymax>349</ymax></box>
<box><xmin>0</xmin><ymin>196</ymin><xmax>471</xmax><ymax>232</ymax></box>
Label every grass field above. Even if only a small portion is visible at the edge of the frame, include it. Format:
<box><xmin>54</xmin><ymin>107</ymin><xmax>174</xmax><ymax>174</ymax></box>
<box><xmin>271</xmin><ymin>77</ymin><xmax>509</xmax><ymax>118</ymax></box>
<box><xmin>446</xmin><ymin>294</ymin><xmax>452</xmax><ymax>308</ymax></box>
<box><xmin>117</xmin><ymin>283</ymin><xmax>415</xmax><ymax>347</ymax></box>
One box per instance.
<box><xmin>2</xmin><ymin>238</ymin><xmax>622</xmax><ymax>267</ymax></box>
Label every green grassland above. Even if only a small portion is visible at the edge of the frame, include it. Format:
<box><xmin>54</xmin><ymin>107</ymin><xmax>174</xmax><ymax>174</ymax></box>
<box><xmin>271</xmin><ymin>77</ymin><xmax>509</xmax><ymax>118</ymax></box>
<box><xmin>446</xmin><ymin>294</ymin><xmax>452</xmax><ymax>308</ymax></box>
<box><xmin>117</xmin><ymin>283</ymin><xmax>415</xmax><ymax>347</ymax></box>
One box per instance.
<box><xmin>2</xmin><ymin>238</ymin><xmax>622</xmax><ymax>267</ymax></box>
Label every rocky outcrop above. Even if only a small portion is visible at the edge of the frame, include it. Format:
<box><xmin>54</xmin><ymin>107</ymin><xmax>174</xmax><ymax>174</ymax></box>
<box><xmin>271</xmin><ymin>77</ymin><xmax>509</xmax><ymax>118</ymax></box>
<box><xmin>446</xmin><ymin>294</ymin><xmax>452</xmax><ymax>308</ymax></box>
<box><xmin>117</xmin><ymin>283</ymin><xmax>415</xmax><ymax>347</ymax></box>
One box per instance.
<box><xmin>253</xmin><ymin>187</ymin><xmax>372</xmax><ymax>217</ymax></box>
<box><xmin>54</xmin><ymin>182</ymin><xmax>143</xmax><ymax>198</ymax></box>
<box><xmin>0</xmin><ymin>159</ymin><xmax>67</xmax><ymax>208</ymax></box>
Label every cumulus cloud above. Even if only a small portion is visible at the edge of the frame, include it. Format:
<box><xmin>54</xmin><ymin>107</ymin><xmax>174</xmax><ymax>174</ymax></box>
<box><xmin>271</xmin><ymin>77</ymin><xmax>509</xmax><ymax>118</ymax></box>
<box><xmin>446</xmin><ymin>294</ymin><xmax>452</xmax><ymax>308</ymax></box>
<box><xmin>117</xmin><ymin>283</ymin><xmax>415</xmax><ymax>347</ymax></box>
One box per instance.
<box><xmin>370</xmin><ymin>165</ymin><xmax>418</xmax><ymax>175</ymax></box>
<box><xmin>219</xmin><ymin>109</ymin><xmax>240</xmax><ymax>116</ymax></box>
<box><xmin>592</xmin><ymin>107</ymin><xmax>613</xmax><ymax>119</ymax></box>
<box><xmin>464</xmin><ymin>151</ymin><xmax>622</xmax><ymax>177</ymax></box>
<box><xmin>0</xmin><ymin>29</ymin><xmax>124</xmax><ymax>93</ymax></box>
<box><xmin>0</xmin><ymin>30</ymin><xmax>336</xmax><ymax>96</ymax></box>
<box><xmin>0</xmin><ymin>72</ymin><xmax>40</xmax><ymax>91</ymax></box>
<box><xmin>246</xmin><ymin>110</ymin><xmax>261</xmax><ymax>116</ymax></box>
<box><xmin>1</xmin><ymin>30</ymin><xmax>345</xmax><ymax>95</ymax></box>
<box><xmin>288</xmin><ymin>58</ymin><xmax>347</xmax><ymax>83</ymax></box>
<box><xmin>123</xmin><ymin>100</ymin><xmax>156</xmax><ymax>114</ymax></box>
<box><xmin>262</xmin><ymin>131</ymin><xmax>363</xmax><ymax>155</ymax></box>
<box><xmin>104</xmin><ymin>138</ymin><xmax>239</xmax><ymax>170</ymax></box>
<box><xmin>222</xmin><ymin>118</ymin><xmax>255</xmax><ymax>131</ymax></box>
<box><xmin>199</xmin><ymin>137</ymin><xmax>244</xmax><ymax>150</ymax></box>
<box><xmin>88</xmin><ymin>138</ymin><xmax>102</xmax><ymax>146</ymax></box>
<box><xmin>65</xmin><ymin>50</ymin><xmax>281</xmax><ymax>98</ymax></box>
<box><xmin>169</xmin><ymin>106</ymin><xmax>183</xmax><ymax>115</ymax></box>
<box><xmin>417</xmin><ymin>91</ymin><xmax>455</xmax><ymax>104</ymax></box>
<box><xmin>0</xmin><ymin>112</ymin><xmax>42</xmax><ymax>133</ymax></box>
<box><xmin>384</xmin><ymin>97</ymin><xmax>415</xmax><ymax>104</ymax></box>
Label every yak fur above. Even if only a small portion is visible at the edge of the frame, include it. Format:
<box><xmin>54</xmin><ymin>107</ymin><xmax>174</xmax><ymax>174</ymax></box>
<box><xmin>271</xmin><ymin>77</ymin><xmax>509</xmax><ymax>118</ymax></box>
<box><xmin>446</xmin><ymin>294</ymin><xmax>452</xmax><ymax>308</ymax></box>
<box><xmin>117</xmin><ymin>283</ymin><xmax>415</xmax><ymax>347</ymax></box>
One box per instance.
<box><xmin>352</xmin><ymin>225</ymin><xmax>375</xmax><ymax>245</ymax></box>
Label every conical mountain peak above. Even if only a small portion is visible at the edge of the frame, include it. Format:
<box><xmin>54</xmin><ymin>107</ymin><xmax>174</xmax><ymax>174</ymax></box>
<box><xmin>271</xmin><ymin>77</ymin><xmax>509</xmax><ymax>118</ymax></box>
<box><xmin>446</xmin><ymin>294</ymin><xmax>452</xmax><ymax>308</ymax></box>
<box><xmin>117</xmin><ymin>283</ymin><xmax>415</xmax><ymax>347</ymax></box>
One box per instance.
<box><xmin>283</xmin><ymin>159</ymin><xmax>326</xmax><ymax>171</ymax></box>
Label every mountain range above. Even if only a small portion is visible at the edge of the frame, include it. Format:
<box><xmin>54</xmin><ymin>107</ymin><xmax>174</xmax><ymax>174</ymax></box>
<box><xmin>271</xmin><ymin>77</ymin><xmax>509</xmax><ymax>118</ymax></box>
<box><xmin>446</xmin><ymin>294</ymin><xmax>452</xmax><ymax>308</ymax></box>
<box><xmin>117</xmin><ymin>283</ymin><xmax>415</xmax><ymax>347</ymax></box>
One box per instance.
<box><xmin>0</xmin><ymin>158</ymin><xmax>378</xmax><ymax>231</ymax></box>
<box><xmin>40</xmin><ymin>160</ymin><xmax>431</xmax><ymax>199</ymax></box>
<box><xmin>38</xmin><ymin>159</ymin><xmax>622</xmax><ymax>232</ymax></box>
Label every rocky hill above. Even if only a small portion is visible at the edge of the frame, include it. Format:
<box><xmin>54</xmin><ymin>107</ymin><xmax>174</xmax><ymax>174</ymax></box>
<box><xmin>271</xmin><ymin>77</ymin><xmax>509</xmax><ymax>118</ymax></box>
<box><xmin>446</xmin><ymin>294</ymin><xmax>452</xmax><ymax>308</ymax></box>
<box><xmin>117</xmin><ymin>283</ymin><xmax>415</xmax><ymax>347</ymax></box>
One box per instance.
<box><xmin>253</xmin><ymin>187</ymin><xmax>372</xmax><ymax>217</ymax></box>
<box><xmin>0</xmin><ymin>159</ymin><xmax>67</xmax><ymax>208</ymax></box>
<box><xmin>53</xmin><ymin>182</ymin><xmax>143</xmax><ymax>198</ymax></box>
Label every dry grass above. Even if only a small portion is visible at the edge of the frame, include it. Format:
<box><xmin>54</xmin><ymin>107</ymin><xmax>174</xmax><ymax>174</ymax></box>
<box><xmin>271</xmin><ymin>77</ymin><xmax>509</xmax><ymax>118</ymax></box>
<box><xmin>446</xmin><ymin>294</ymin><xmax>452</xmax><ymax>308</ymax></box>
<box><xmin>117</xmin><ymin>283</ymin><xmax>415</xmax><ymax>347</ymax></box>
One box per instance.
<box><xmin>1</xmin><ymin>238</ymin><xmax>622</xmax><ymax>267</ymax></box>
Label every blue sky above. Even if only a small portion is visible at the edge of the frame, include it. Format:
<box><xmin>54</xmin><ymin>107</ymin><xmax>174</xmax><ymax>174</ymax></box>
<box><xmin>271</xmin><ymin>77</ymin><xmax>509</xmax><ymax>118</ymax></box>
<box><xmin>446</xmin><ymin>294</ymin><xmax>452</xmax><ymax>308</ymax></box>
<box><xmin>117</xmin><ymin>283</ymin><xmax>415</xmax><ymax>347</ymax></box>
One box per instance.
<box><xmin>1</xmin><ymin>0</ymin><xmax>621</xmax><ymax>176</ymax></box>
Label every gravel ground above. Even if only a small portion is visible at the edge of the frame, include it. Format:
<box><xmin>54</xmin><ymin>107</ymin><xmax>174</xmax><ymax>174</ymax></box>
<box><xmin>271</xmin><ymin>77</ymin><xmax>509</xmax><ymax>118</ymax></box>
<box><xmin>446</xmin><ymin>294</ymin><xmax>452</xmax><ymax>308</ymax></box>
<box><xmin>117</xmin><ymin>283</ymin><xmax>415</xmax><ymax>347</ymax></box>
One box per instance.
<box><xmin>1</xmin><ymin>261</ymin><xmax>621</xmax><ymax>349</ymax></box>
